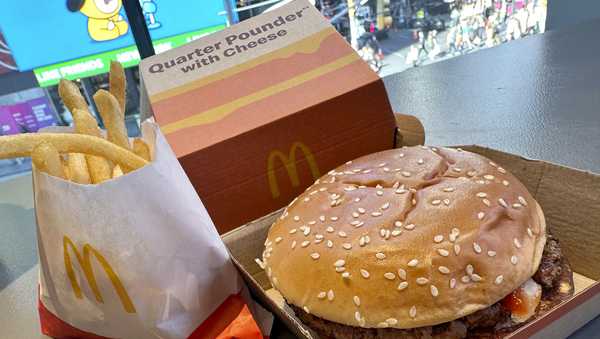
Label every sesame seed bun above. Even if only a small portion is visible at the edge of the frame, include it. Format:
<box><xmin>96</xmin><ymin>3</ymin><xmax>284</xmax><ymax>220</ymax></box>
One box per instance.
<box><xmin>261</xmin><ymin>146</ymin><xmax>547</xmax><ymax>329</ymax></box>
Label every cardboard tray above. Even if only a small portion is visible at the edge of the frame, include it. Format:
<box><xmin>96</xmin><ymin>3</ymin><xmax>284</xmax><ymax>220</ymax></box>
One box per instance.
<box><xmin>222</xmin><ymin>116</ymin><xmax>600</xmax><ymax>338</ymax></box>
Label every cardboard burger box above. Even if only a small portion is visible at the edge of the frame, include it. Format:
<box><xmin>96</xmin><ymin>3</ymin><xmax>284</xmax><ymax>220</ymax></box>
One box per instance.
<box><xmin>140</xmin><ymin>0</ymin><xmax>396</xmax><ymax>233</ymax></box>
<box><xmin>222</xmin><ymin>118</ymin><xmax>600</xmax><ymax>338</ymax></box>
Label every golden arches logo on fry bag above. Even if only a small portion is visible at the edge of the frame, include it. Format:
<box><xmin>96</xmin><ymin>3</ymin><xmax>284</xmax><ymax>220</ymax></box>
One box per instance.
<box><xmin>267</xmin><ymin>141</ymin><xmax>320</xmax><ymax>199</ymax></box>
<box><xmin>63</xmin><ymin>236</ymin><xmax>136</xmax><ymax>314</ymax></box>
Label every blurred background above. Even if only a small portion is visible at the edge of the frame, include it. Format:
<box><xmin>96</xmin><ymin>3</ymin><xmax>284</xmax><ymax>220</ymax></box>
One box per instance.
<box><xmin>0</xmin><ymin>0</ymin><xmax>597</xmax><ymax>179</ymax></box>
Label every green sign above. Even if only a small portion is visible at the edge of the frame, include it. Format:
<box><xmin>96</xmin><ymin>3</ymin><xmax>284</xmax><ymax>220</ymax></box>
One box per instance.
<box><xmin>34</xmin><ymin>25</ymin><xmax>225</xmax><ymax>87</ymax></box>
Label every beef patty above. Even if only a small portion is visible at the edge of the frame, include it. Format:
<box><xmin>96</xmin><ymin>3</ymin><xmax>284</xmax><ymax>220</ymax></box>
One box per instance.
<box><xmin>290</xmin><ymin>233</ymin><xmax>574</xmax><ymax>339</ymax></box>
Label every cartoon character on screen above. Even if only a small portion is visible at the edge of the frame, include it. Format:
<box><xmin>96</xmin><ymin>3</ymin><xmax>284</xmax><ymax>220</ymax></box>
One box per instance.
<box><xmin>67</xmin><ymin>0</ymin><xmax>129</xmax><ymax>41</ymax></box>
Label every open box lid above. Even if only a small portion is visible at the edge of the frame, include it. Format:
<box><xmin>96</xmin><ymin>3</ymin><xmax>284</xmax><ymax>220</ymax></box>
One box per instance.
<box><xmin>222</xmin><ymin>116</ymin><xmax>600</xmax><ymax>338</ymax></box>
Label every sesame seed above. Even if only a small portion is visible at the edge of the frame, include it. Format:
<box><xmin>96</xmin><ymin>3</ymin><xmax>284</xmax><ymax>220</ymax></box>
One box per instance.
<box><xmin>318</xmin><ymin>185</ymin><xmax>326</xmax><ymax>190</ymax></box>
<box><xmin>308</xmin><ymin>220</ymin><xmax>317</xmax><ymax>225</ymax></box>
<box><xmin>512</xmin><ymin>203</ymin><xmax>523</xmax><ymax>208</ymax></box>
<box><xmin>498</xmin><ymin>198</ymin><xmax>508</xmax><ymax>208</ymax></box>
<box><xmin>434</xmin><ymin>235</ymin><xmax>444</xmax><ymax>243</ymax></box>
<box><xmin>326</xmin><ymin>226</ymin><xmax>334</xmax><ymax>233</ymax></box>
<box><xmin>402</xmin><ymin>171</ymin><xmax>412</xmax><ymax>177</ymax></box>
<box><xmin>438</xmin><ymin>266</ymin><xmax>450</xmax><ymax>274</ymax></box>
<box><xmin>511</xmin><ymin>255</ymin><xmax>518</xmax><ymax>265</ymax></box>
<box><xmin>291</xmin><ymin>241</ymin><xmax>297</xmax><ymax>249</ymax></box>
<box><xmin>294</xmin><ymin>216</ymin><xmax>300</xmax><ymax>222</ymax></box>
<box><xmin>353</xmin><ymin>295</ymin><xmax>361</xmax><ymax>306</ymax></box>
<box><xmin>399</xmin><ymin>153</ymin><xmax>405</xmax><ymax>157</ymax></box>
<box><xmin>317</xmin><ymin>291</ymin><xmax>327</xmax><ymax>299</ymax></box>
<box><xmin>461</xmin><ymin>275</ymin><xmax>471</xmax><ymax>283</ymax></box>
<box><xmin>359</xmin><ymin>236</ymin><xmax>366</xmax><ymax>247</ymax></box>
<box><xmin>476</xmin><ymin>192</ymin><xmax>487</xmax><ymax>198</ymax></box>
<box><xmin>453</xmin><ymin>167</ymin><xmax>462</xmax><ymax>173</ymax></box>
<box><xmin>315</xmin><ymin>234</ymin><xmax>324</xmax><ymax>240</ymax></box>
<box><xmin>360</xmin><ymin>269</ymin><xmax>370</xmax><ymax>279</ymax></box>
<box><xmin>443</xmin><ymin>187</ymin><xmax>456</xmax><ymax>192</ymax></box>
<box><xmin>384</xmin><ymin>272</ymin><xmax>396</xmax><ymax>280</ymax></box>
<box><xmin>454</xmin><ymin>244</ymin><xmax>461</xmax><ymax>256</ymax></box>
<box><xmin>303</xmin><ymin>306</ymin><xmax>310</xmax><ymax>314</ymax></box>
<box><xmin>376</xmin><ymin>252</ymin><xmax>386</xmax><ymax>260</ymax></box>
<box><xmin>311</xmin><ymin>253</ymin><xmax>320</xmax><ymax>260</ymax></box>
<box><xmin>495</xmin><ymin>275</ymin><xmax>504</xmax><ymax>285</ymax></box>
<box><xmin>327</xmin><ymin>240</ymin><xmax>333</xmax><ymax>248</ymax></box>
<box><xmin>394</xmin><ymin>221</ymin><xmax>403</xmax><ymax>227</ymax></box>
<box><xmin>378</xmin><ymin>162</ymin><xmax>387</xmax><ymax>167</ymax></box>
<box><xmin>358</xmin><ymin>208</ymin><xmax>366</xmax><ymax>214</ymax></box>
<box><xmin>514</xmin><ymin>238</ymin><xmax>522</xmax><ymax>249</ymax></box>
<box><xmin>498</xmin><ymin>167</ymin><xmax>507</xmax><ymax>174</ymax></box>
<box><xmin>395</xmin><ymin>188</ymin><xmax>407</xmax><ymax>194</ymax></box>
<box><xmin>502</xmin><ymin>180</ymin><xmax>510</xmax><ymax>186</ymax></box>
<box><xmin>408</xmin><ymin>259</ymin><xmax>419</xmax><ymax>267</ymax></box>
<box><xmin>289</xmin><ymin>229</ymin><xmax>297</xmax><ymax>234</ymax></box>
<box><xmin>314</xmin><ymin>238</ymin><xmax>323</xmax><ymax>244</ymax></box>
<box><xmin>482</xmin><ymin>198</ymin><xmax>491</xmax><ymax>206</ymax></box>
<box><xmin>473</xmin><ymin>242</ymin><xmax>482</xmax><ymax>254</ymax></box>
<box><xmin>376</xmin><ymin>190</ymin><xmax>384</xmax><ymax>196</ymax></box>
<box><xmin>331</xmin><ymin>216</ymin><xmax>339</xmax><ymax>221</ymax></box>
<box><xmin>392</xmin><ymin>230</ymin><xmax>402</xmax><ymax>237</ymax></box>
<box><xmin>275</xmin><ymin>237</ymin><xmax>283</xmax><ymax>243</ymax></box>
<box><xmin>404</xmin><ymin>223</ymin><xmax>416</xmax><ymax>230</ymax></box>
<box><xmin>438</xmin><ymin>249</ymin><xmax>450</xmax><ymax>257</ymax></box>
<box><xmin>255</xmin><ymin>258</ymin><xmax>265</xmax><ymax>269</ymax></box>
<box><xmin>471</xmin><ymin>274</ymin><xmax>482</xmax><ymax>282</ymax></box>
<box><xmin>343</xmin><ymin>243</ymin><xmax>352</xmax><ymax>250</ymax></box>
<box><xmin>430</xmin><ymin>285</ymin><xmax>439</xmax><ymax>297</ymax></box>
<box><xmin>335</xmin><ymin>267</ymin><xmax>346</xmax><ymax>273</ymax></box>
<box><xmin>489</xmin><ymin>161</ymin><xmax>498</xmax><ymax>167</ymax></box>
<box><xmin>409</xmin><ymin>306</ymin><xmax>417</xmax><ymax>318</ymax></box>
<box><xmin>304</xmin><ymin>197</ymin><xmax>311</xmax><ymax>202</ymax></box>
<box><xmin>476</xmin><ymin>180</ymin><xmax>486</xmax><ymax>185</ymax></box>
<box><xmin>365</xmin><ymin>235</ymin><xmax>371</xmax><ymax>244</ymax></box>
<box><xmin>301</xmin><ymin>240</ymin><xmax>310</xmax><ymax>248</ymax></box>
<box><xmin>467</xmin><ymin>170</ymin><xmax>477</xmax><ymax>177</ymax></box>
<box><xmin>443</xmin><ymin>199</ymin><xmax>451</xmax><ymax>206</ymax></box>
<box><xmin>334</xmin><ymin>259</ymin><xmax>346</xmax><ymax>267</ymax></box>
<box><xmin>450</xmin><ymin>278</ymin><xmax>457</xmax><ymax>289</ymax></box>
<box><xmin>466</xmin><ymin>264</ymin><xmax>474</xmax><ymax>275</ymax></box>
<box><xmin>416</xmin><ymin>277</ymin><xmax>429</xmax><ymax>285</ymax></box>
<box><xmin>383</xmin><ymin>167</ymin><xmax>390</xmax><ymax>172</ymax></box>
<box><xmin>362</xmin><ymin>169</ymin><xmax>372</xmax><ymax>174</ymax></box>
<box><xmin>303</xmin><ymin>227</ymin><xmax>311</xmax><ymax>236</ymax></box>
<box><xmin>484</xmin><ymin>174</ymin><xmax>495</xmax><ymax>180</ymax></box>
<box><xmin>342</xmin><ymin>272</ymin><xmax>350</xmax><ymax>279</ymax></box>
<box><xmin>327</xmin><ymin>290</ymin><xmax>335</xmax><ymax>301</ymax></box>
<box><xmin>352</xmin><ymin>212</ymin><xmax>360</xmax><ymax>218</ymax></box>
<box><xmin>412</xmin><ymin>199</ymin><xmax>417</xmax><ymax>206</ymax></box>
<box><xmin>487</xmin><ymin>250</ymin><xmax>496</xmax><ymax>257</ymax></box>
<box><xmin>355</xmin><ymin>311</ymin><xmax>362</xmax><ymax>322</ymax></box>
<box><xmin>344</xmin><ymin>186</ymin><xmax>357</xmax><ymax>192</ymax></box>
<box><xmin>431</xmin><ymin>199</ymin><xmax>441</xmax><ymax>206</ymax></box>
<box><xmin>386</xmin><ymin>318</ymin><xmax>398</xmax><ymax>325</ymax></box>
<box><xmin>319</xmin><ymin>215</ymin><xmax>326</xmax><ymax>222</ymax></box>
<box><xmin>371</xmin><ymin>211</ymin><xmax>383</xmax><ymax>217</ymax></box>
<box><xmin>351</xmin><ymin>220</ymin><xmax>362</xmax><ymax>226</ymax></box>
<box><xmin>338</xmin><ymin>231</ymin><xmax>347</xmax><ymax>238</ymax></box>
<box><xmin>379</xmin><ymin>228</ymin><xmax>386</xmax><ymax>237</ymax></box>
<box><xmin>265</xmin><ymin>239</ymin><xmax>273</xmax><ymax>247</ymax></box>
<box><xmin>398</xmin><ymin>281</ymin><xmax>409</xmax><ymax>290</ymax></box>
<box><xmin>477</xmin><ymin>212</ymin><xmax>485</xmax><ymax>220</ymax></box>
<box><xmin>381</xmin><ymin>202</ymin><xmax>390</xmax><ymax>210</ymax></box>
<box><xmin>518</xmin><ymin>196</ymin><xmax>528</xmax><ymax>206</ymax></box>
<box><xmin>398</xmin><ymin>268</ymin><xmax>407</xmax><ymax>280</ymax></box>
<box><xmin>527</xmin><ymin>228</ymin><xmax>534</xmax><ymax>238</ymax></box>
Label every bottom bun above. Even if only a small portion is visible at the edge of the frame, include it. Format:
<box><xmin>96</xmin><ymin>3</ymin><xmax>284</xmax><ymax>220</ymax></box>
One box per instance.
<box><xmin>291</xmin><ymin>232</ymin><xmax>574</xmax><ymax>339</ymax></box>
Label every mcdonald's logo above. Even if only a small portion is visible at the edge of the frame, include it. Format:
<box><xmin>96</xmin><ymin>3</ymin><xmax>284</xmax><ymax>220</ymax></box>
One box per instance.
<box><xmin>267</xmin><ymin>142</ymin><xmax>320</xmax><ymax>199</ymax></box>
<box><xmin>63</xmin><ymin>236</ymin><xmax>136</xmax><ymax>313</ymax></box>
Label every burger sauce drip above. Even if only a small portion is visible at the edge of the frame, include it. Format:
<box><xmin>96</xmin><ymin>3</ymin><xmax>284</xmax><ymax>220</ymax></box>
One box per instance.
<box><xmin>501</xmin><ymin>279</ymin><xmax>542</xmax><ymax>323</ymax></box>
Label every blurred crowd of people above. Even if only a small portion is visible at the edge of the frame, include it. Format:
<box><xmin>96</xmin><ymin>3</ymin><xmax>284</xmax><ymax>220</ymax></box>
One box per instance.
<box><xmin>406</xmin><ymin>0</ymin><xmax>547</xmax><ymax>66</ymax></box>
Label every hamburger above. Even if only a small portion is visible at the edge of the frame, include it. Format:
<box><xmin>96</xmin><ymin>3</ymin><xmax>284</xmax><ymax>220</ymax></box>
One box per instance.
<box><xmin>257</xmin><ymin>146</ymin><xmax>574</xmax><ymax>338</ymax></box>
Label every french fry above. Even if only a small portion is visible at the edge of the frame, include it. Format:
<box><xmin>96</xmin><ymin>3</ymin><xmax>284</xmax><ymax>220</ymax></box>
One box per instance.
<box><xmin>93</xmin><ymin>90</ymin><xmax>130</xmax><ymax>150</ymax></box>
<box><xmin>71</xmin><ymin>109</ymin><xmax>113</xmax><ymax>183</ymax></box>
<box><xmin>110</xmin><ymin>61</ymin><xmax>126</xmax><ymax>117</ymax></box>
<box><xmin>58</xmin><ymin>79</ymin><xmax>88</xmax><ymax>113</ymax></box>
<box><xmin>31</xmin><ymin>142</ymin><xmax>66</xmax><ymax>179</ymax></box>
<box><xmin>112</xmin><ymin>165</ymin><xmax>124</xmax><ymax>178</ymax></box>
<box><xmin>0</xmin><ymin>133</ymin><xmax>148</xmax><ymax>170</ymax></box>
<box><xmin>66</xmin><ymin>153</ymin><xmax>91</xmax><ymax>184</ymax></box>
<box><xmin>133</xmin><ymin>138</ymin><xmax>151</xmax><ymax>162</ymax></box>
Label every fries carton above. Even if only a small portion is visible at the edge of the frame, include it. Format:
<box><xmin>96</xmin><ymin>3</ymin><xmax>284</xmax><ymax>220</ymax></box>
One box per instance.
<box><xmin>34</xmin><ymin>122</ymin><xmax>272</xmax><ymax>338</ymax></box>
<box><xmin>139</xmin><ymin>0</ymin><xmax>396</xmax><ymax>233</ymax></box>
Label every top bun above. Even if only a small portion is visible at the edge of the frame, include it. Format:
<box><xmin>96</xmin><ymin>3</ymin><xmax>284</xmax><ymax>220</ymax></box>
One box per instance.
<box><xmin>261</xmin><ymin>146</ymin><xmax>546</xmax><ymax>329</ymax></box>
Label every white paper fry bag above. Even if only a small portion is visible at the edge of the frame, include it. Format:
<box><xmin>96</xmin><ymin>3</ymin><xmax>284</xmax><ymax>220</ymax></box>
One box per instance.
<box><xmin>35</xmin><ymin>121</ymin><xmax>272</xmax><ymax>339</ymax></box>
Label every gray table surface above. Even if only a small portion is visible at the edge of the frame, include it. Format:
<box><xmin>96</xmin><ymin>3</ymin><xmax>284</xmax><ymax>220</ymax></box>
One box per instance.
<box><xmin>2</xmin><ymin>19</ymin><xmax>600</xmax><ymax>339</ymax></box>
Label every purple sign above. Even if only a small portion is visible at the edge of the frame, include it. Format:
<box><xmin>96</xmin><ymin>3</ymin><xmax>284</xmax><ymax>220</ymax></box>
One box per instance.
<box><xmin>0</xmin><ymin>106</ymin><xmax>20</xmax><ymax>135</ymax></box>
<box><xmin>27</xmin><ymin>96</ymin><xmax>57</xmax><ymax>130</ymax></box>
<box><xmin>10</xmin><ymin>103</ymin><xmax>38</xmax><ymax>133</ymax></box>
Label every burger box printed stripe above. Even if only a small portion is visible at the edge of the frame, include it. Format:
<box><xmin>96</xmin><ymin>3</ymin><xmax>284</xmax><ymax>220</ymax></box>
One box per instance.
<box><xmin>140</xmin><ymin>0</ymin><xmax>396</xmax><ymax>234</ymax></box>
<box><xmin>221</xmin><ymin>129</ymin><xmax>600</xmax><ymax>338</ymax></box>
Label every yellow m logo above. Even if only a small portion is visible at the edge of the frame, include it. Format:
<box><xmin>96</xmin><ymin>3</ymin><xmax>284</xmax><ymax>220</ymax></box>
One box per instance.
<box><xmin>63</xmin><ymin>236</ymin><xmax>136</xmax><ymax>313</ymax></box>
<box><xmin>267</xmin><ymin>142</ymin><xmax>320</xmax><ymax>199</ymax></box>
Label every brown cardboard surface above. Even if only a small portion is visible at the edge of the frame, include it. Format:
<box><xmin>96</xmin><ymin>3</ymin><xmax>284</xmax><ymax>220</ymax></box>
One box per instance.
<box><xmin>222</xmin><ymin>140</ymin><xmax>600</xmax><ymax>338</ymax></box>
<box><xmin>140</xmin><ymin>0</ymin><xmax>396</xmax><ymax>233</ymax></box>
